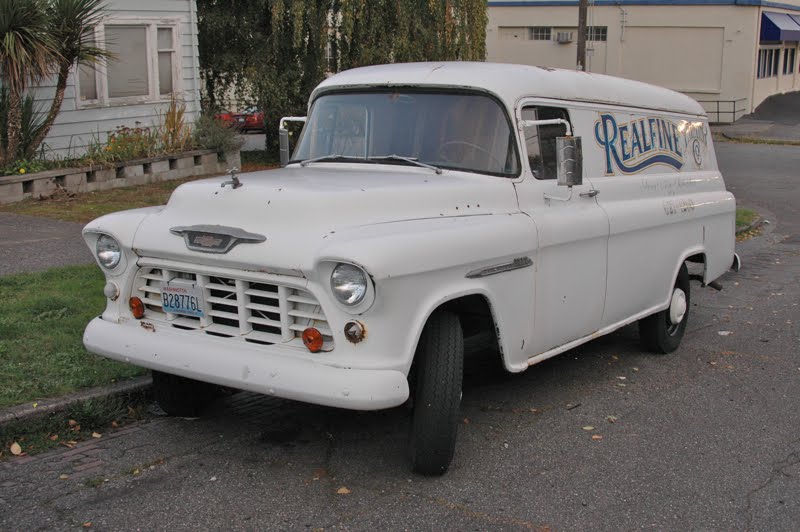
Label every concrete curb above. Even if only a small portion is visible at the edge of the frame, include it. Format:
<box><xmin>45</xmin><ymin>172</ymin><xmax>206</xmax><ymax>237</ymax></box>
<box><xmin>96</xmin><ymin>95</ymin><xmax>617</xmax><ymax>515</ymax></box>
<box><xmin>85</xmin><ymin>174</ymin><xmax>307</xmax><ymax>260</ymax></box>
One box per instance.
<box><xmin>735</xmin><ymin>216</ymin><xmax>765</xmax><ymax>236</ymax></box>
<box><xmin>720</xmin><ymin>132</ymin><xmax>800</xmax><ymax>145</ymax></box>
<box><xmin>0</xmin><ymin>375</ymin><xmax>152</xmax><ymax>427</ymax></box>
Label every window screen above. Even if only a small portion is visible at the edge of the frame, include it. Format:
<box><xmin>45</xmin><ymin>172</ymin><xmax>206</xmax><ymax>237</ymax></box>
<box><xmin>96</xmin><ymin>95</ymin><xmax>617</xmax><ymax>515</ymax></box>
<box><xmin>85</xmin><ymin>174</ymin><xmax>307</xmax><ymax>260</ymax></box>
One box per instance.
<box><xmin>106</xmin><ymin>26</ymin><xmax>149</xmax><ymax>98</ymax></box>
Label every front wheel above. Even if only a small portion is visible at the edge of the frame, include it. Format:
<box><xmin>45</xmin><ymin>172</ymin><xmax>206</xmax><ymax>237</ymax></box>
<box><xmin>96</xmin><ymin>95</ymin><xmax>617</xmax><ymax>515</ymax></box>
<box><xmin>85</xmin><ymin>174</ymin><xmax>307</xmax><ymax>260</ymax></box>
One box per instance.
<box><xmin>639</xmin><ymin>263</ymin><xmax>691</xmax><ymax>354</ymax></box>
<box><xmin>409</xmin><ymin>311</ymin><xmax>464</xmax><ymax>475</ymax></box>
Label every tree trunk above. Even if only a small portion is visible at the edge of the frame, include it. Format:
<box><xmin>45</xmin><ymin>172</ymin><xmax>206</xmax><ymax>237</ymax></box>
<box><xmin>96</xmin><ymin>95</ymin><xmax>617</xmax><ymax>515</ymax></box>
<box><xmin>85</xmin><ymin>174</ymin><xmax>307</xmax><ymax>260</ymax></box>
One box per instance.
<box><xmin>25</xmin><ymin>62</ymin><xmax>70</xmax><ymax>159</ymax></box>
<box><xmin>4</xmin><ymin>88</ymin><xmax>23</xmax><ymax>165</ymax></box>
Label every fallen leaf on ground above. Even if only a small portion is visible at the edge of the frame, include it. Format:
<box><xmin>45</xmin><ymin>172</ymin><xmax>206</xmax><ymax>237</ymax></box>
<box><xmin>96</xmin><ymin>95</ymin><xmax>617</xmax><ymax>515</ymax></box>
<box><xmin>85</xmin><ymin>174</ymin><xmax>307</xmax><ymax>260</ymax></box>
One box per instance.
<box><xmin>83</xmin><ymin>523</ymin><xmax>92</xmax><ymax>528</ymax></box>
<box><xmin>606</xmin><ymin>416</ymin><xmax>618</xmax><ymax>423</ymax></box>
<box><xmin>616</xmin><ymin>376</ymin><xmax>626</xmax><ymax>380</ymax></box>
<box><xmin>49</xmin><ymin>434</ymin><xmax>59</xmax><ymax>441</ymax></box>
<box><xmin>718</xmin><ymin>331</ymin><xmax>732</xmax><ymax>336</ymax></box>
<box><xmin>463</xmin><ymin>418</ymin><xmax>470</xmax><ymax>425</ymax></box>
<box><xmin>582</xmin><ymin>426</ymin><xmax>595</xmax><ymax>431</ymax></box>
<box><xmin>92</xmin><ymin>432</ymin><xmax>102</xmax><ymax>439</ymax></box>
<box><xmin>337</xmin><ymin>486</ymin><xmax>351</xmax><ymax>495</ymax></box>
<box><xmin>59</xmin><ymin>474</ymin><xmax>69</xmax><ymax>480</ymax></box>
<box><xmin>721</xmin><ymin>351</ymin><xmax>736</xmax><ymax>356</ymax></box>
<box><xmin>632</xmin><ymin>367</ymin><xmax>639</xmax><ymax>372</ymax></box>
<box><xmin>68</xmin><ymin>419</ymin><xmax>78</xmax><ymax>427</ymax></box>
<box><xmin>10</xmin><ymin>442</ymin><xmax>22</xmax><ymax>455</ymax></box>
<box><xmin>32</xmin><ymin>402</ymin><xmax>38</xmax><ymax>408</ymax></box>
<box><xmin>591</xmin><ymin>435</ymin><xmax>603</xmax><ymax>441</ymax></box>
<box><xmin>132</xmin><ymin>469</ymin><xmax>140</xmax><ymax>475</ymax></box>
<box><xmin>111</xmin><ymin>421</ymin><xmax>119</xmax><ymax>428</ymax></box>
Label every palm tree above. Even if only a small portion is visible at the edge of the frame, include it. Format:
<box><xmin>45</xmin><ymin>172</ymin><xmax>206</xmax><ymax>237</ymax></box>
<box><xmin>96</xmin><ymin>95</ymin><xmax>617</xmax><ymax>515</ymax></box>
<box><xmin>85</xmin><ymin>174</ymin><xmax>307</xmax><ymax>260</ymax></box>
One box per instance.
<box><xmin>0</xmin><ymin>0</ymin><xmax>59</xmax><ymax>165</ymax></box>
<box><xmin>25</xmin><ymin>0</ymin><xmax>111</xmax><ymax>158</ymax></box>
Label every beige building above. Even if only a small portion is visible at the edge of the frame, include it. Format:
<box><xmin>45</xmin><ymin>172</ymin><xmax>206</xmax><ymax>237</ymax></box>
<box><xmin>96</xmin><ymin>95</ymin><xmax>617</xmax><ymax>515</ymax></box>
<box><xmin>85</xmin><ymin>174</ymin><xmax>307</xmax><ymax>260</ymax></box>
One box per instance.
<box><xmin>487</xmin><ymin>0</ymin><xmax>800</xmax><ymax>122</ymax></box>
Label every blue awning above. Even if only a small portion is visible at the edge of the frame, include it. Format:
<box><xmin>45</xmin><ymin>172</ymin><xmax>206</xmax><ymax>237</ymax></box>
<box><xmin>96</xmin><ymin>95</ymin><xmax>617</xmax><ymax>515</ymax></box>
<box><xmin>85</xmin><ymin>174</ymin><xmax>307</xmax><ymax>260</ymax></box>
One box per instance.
<box><xmin>761</xmin><ymin>11</ymin><xmax>800</xmax><ymax>42</ymax></box>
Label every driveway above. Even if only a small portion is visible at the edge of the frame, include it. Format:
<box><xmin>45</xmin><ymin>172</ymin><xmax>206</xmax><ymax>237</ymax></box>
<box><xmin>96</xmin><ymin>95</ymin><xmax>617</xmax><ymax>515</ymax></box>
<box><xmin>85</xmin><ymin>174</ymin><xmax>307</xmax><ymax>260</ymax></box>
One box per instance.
<box><xmin>0</xmin><ymin>213</ymin><xmax>92</xmax><ymax>276</ymax></box>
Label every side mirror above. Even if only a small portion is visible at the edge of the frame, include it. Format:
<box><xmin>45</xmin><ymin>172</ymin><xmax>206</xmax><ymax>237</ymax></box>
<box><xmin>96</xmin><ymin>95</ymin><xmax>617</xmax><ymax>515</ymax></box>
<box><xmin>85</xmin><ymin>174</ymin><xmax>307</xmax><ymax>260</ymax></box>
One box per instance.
<box><xmin>278</xmin><ymin>116</ymin><xmax>307</xmax><ymax>167</ymax></box>
<box><xmin>279</xmin><ymin>128</ymin><xmax>290</xmax><ymax>167</ymax></box>
<box><xmin>556</xmin><ymin>136</ymin><xmax>582</xmax><ymax>187</ymax></box>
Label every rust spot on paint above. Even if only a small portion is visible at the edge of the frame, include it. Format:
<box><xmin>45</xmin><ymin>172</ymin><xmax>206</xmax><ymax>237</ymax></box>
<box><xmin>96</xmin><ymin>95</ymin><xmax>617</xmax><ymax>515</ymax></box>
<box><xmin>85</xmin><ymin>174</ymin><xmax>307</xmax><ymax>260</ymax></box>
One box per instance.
<box><xmin>344</xmin><ymin>320</ymin><xmax>366</xmax><ymax>344</ymax></box>
<box><xmin>140</xmin><ymin>321</ymin><xmax>155</xmax><ymax>332</ymax></box>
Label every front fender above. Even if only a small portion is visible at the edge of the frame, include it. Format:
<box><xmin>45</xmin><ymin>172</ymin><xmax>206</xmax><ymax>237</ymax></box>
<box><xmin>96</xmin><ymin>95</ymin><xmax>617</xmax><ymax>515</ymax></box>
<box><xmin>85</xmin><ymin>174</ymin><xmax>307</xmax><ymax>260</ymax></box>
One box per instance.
<box><xmin>315</xmin><ymin>213</ymin><xmax>535</xmax><ymax>280</ymax></box>
<box><xmin>310</xmin><ymin>213</ymin><xmax>537</xmax><ymax>373</ymax></box>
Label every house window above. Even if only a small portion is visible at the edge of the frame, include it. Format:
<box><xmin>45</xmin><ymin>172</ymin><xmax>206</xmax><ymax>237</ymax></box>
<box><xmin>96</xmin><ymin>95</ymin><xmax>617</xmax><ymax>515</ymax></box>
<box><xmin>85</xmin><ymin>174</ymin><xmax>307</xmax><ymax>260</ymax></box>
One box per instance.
<box><xmin>757</xmin><ymin>48</ymin><xmax>781</xmax><ymax>79</ymax></box>
<box><xmin>78</xmin><ymin>31</ymin><xmax>98</xmax><ymax>101</ymax></box>
<box><xmin>586</xmin><ymin>26</ymin><xmax>607</xmax><ymax>41</ymax></box>
<box><xmin>529</xmin><ymin>27</ymin><xmax>551</xmax><ymax>41</ymax></box>
<box><xmin>77</xmin><ymin>19</ymin><xmax>180</xmax><ymax>107</ymax></box>
<box><xmin>106</xmin><ymin>26</ymin><xmax>149</xmax><ymax>98</ymax></box>
<box><xmin>783</xmin><ymin>47</ymin><xmax>796</xmax><ymax>75</ymax></box>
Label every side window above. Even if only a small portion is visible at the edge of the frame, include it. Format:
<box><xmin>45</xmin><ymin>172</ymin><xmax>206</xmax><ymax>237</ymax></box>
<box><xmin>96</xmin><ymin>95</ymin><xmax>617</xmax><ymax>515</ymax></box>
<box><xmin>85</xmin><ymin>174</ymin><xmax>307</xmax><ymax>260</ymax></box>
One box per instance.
<box><xmin>521</xmin><ymin>106</ymin><xmax>571</xmax><ymax>180</ymax></box>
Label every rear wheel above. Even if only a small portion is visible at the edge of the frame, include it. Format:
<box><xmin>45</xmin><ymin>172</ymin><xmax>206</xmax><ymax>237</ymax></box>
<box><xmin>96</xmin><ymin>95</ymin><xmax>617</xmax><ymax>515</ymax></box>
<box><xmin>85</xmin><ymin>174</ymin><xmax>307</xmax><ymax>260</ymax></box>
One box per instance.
<box><xmin>639</xmin><ymin>263</ymin><xmax>691</xmax><ymax>354</ymax></box>
<box><xmin>152</xmin><ymin>371</ymin><xmax>222</xmax><ymax>416</ymax></box>
<box><xmin>409</xmin><ymin>311</ymin><xmax>464</xmax><ymax>475</ymax></box>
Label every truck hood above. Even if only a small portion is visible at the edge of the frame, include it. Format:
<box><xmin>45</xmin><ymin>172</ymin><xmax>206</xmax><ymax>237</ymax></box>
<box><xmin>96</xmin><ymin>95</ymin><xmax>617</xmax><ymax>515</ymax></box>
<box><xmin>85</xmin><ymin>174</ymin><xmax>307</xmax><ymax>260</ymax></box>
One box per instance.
<box><xmin>132</xmin><ymin>164</ymin><xmax>520</xmax><ymax>274</ymax></box>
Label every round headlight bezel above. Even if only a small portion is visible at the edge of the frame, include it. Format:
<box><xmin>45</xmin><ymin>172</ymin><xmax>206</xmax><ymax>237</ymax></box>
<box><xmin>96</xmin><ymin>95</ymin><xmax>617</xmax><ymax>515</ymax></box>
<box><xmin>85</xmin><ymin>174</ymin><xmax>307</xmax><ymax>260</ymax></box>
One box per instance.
<box><xmin>96</xmin><ymin>234</ymin><xmax>122</xmax><ymax>270</ymax></box>
<box><xmin>330</xmin><ymin>263</ymin><xmax>368</xmax><ymax>306</ymax></box>
<box><xmin>326</xmin><ymin>261</ymin><xmax>375</xmax><ymax>314</ymax></box>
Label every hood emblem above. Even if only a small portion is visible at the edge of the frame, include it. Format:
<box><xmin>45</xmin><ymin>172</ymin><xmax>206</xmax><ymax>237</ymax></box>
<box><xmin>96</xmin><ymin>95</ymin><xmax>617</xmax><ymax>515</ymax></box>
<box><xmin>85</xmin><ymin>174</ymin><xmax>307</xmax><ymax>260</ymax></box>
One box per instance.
<box><xmin>170</xmin><ymin>225</ymin><xmax>266</xmax><ymax>254</ymax></box>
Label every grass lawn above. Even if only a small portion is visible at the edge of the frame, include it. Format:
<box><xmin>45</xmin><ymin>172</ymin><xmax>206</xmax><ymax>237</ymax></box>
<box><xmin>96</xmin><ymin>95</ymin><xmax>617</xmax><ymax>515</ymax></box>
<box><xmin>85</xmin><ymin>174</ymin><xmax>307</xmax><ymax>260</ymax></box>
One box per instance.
<box><xmin>0</xmin><ymin>150</ymin><xmax>278</xmax><ymax>224</ymax></box>
<box><xmin>0</xmin><ymin>264</ymin><xmax>145</xmax><ymax>409</ymax></box>
<box><xmin>736</xmin><ymin>207</ymin><xmax>758</xmax><ymax>229</ymax></box>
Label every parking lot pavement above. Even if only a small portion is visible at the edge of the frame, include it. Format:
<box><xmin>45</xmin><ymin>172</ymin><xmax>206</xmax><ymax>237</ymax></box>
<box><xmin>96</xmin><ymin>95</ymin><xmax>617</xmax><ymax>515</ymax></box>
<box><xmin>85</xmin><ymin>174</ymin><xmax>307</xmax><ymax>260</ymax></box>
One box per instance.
<box><xmin>1</xmin><ymin>142</ymin><xmax>798</xmax><ymax>529</ymax></box>
<box><xmin>0</xmin><ymin>213</ymin><xmax>93</xmax><ymax>276</ymax></box>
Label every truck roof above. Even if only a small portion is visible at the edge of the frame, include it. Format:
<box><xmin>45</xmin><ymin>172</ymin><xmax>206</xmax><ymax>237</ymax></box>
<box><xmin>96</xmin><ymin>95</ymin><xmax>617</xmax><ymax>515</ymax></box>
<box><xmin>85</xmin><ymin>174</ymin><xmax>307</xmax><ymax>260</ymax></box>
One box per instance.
<box><xmin>313</xmin><ymin>62</ymin><xmax>707</xmax><ymax>117</ymax></box>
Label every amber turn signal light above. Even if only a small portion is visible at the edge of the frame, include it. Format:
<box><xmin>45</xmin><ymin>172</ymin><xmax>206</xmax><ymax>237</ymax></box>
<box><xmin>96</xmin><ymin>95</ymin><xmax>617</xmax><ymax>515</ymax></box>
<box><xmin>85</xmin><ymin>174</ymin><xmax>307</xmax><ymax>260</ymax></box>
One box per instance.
<box><xmin>302</xmin><ymin>327</ymin><xmax>324</xmax><ymax>353</ymax></box>
<box><xmin>129</xmin><ymin>297</ymin><xmax>145</xmax><ymax>319</ymax></box>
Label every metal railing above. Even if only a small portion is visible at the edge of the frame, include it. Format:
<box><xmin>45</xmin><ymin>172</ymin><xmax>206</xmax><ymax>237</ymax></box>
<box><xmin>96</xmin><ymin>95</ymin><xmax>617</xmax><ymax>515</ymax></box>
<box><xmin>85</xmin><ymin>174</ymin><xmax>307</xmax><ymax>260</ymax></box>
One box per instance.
<box><xmin>696</xmin><ymin>98</ymin><xmax>748</xmax><ymax>124</ymax></box>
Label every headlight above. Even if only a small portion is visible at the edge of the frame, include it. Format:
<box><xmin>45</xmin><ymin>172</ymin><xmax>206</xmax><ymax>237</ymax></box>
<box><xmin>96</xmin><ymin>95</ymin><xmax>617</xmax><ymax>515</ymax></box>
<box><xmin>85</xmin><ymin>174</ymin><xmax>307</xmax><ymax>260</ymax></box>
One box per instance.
<box><xmin>96</xmin><ymin>234</ymin><xmax>121</xmax><ymax>269</ymax></box>
<box><xmin>330</xmin><ymin>263</ymin><xmax>367</xmax><ymax>306</ymax></box>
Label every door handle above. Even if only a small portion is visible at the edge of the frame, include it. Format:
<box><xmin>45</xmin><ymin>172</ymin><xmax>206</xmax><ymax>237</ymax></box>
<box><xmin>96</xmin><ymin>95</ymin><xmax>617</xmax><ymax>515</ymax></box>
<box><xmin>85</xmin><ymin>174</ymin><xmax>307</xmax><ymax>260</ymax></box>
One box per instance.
<box><xmin>579</xmin><ymin>189</ymin><xmax>599</xmax><ymax>198</ymax></box>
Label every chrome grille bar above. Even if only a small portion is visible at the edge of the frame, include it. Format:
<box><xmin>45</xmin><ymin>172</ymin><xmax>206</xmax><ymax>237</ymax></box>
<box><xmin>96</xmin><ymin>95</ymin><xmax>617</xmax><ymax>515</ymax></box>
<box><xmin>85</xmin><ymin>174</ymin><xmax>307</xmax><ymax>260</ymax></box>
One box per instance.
<box><xmin>134</xmin><ymin>266</ymin><xmax>333</xmax><ymax>350</ymax></box>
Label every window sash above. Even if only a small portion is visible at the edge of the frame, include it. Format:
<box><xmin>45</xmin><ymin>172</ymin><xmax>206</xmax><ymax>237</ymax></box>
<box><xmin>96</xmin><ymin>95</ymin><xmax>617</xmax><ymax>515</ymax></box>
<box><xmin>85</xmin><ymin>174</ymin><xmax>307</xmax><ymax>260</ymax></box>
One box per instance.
<box><xmin>75</xmin><ymin>19</ymin><xmax>180</xmax><ymax>107</ymax></box>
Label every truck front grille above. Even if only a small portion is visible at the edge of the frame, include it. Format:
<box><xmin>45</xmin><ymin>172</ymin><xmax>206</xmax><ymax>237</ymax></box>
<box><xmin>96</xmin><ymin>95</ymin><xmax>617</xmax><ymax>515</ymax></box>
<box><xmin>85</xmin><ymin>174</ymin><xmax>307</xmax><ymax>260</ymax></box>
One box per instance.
<box><xmin>134</xmin><ymin>267</ymin><xmax>334</xmax><ymax>350</ymax></box>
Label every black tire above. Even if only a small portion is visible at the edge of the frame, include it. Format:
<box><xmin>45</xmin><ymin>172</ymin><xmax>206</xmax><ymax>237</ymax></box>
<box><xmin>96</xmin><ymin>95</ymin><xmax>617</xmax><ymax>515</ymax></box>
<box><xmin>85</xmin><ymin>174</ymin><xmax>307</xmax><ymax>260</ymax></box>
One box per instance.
<box><xmin>639</xmin><ymin>263</ymin><xmax>691</xmax><ymax>354</ymax></box>
<box><xmin>151</xmin><ymin>371</ymin><xmax>220</xmax><ymax>416</ymax></box>
<box><xmin>409</xmin><ymin>311</ymin><xmax>464</xmax><ymax>475</ymax></box>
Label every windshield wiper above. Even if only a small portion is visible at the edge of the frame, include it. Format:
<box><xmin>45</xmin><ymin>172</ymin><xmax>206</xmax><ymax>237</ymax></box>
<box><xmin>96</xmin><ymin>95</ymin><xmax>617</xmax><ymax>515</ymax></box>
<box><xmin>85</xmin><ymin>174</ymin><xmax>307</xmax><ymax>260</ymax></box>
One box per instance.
<box><xmin>368</xmin><ymin>154</ymin><xmax>442</xmax><ymax>174</ymax></box>
<box><xmin>299</xmin><ymin>154</ymin><xmax>351</xmax><ymax>167</ymax></box>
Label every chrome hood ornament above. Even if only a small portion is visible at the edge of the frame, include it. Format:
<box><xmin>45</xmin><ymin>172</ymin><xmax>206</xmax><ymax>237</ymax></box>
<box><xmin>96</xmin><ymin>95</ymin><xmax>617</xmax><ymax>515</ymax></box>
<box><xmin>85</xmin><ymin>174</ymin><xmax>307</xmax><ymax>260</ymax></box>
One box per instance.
<box><xmin>170</xmin><ymin>225</ymin><xmax>266</xmax><ymax>254</ymax></box>
<box><xmin>221</xmin><ymin>167</ymin><xmax>242</xmax><ymax>189</ymax></box>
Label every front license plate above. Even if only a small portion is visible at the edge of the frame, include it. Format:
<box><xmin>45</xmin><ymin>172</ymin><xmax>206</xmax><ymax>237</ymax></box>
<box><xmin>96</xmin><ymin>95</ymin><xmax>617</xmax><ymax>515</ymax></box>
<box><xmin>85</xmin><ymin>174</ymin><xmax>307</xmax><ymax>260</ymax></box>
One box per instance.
<box><xmin>162</xmin><ymin>284</ymin><xmax>205</xmax><ymax>318</ymax></box>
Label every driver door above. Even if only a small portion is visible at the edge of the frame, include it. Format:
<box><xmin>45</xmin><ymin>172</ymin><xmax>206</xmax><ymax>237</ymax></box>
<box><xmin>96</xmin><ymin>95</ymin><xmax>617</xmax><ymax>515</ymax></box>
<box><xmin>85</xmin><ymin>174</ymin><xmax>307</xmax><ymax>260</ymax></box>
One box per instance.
<box><xmin>514</xmin><ymin>103</ymin><xmax>609</xmax><ymax>359</ymax></box>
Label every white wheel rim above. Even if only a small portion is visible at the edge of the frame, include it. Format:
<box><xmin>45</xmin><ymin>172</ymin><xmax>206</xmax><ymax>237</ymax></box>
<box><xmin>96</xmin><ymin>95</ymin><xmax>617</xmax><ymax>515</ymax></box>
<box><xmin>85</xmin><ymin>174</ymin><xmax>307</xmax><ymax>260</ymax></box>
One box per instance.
<box><xmin>669</xmin><ymin>288</ymin><xmax>687</xmax><ymax>325</ymax></box>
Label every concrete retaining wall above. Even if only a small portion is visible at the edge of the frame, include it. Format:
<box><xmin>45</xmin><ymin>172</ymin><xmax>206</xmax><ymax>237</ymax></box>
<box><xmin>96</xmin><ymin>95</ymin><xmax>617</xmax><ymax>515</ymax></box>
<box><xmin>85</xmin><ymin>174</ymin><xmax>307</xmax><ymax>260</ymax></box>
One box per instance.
<box><xmin>0</xmin><ymin>149</ymin><xmax>241</xmax><ymax>204</ymax></box>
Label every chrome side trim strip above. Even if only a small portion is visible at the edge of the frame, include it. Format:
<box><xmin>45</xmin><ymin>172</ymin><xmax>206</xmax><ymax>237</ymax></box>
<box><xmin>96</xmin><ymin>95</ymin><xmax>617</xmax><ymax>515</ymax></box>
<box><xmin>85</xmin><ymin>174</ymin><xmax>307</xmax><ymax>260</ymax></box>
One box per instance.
<box><xmin>465</xmin><ymin>257</ymin><xmax>533</xmax><ymax>279</ymax></box>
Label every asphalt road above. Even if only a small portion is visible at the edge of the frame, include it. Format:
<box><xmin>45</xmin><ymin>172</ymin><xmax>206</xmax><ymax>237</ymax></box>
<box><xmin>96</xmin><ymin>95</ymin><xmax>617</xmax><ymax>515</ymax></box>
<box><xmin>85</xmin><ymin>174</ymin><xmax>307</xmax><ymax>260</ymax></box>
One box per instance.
<box><xmin>1</xmin><ymin>141</ymin><xmax>798</xmax><ymax>530</ymax></box>
<box><xmin>0</xmin><ymin>213</ymin><xmax>92</xmax><ymax>276</ymax></box>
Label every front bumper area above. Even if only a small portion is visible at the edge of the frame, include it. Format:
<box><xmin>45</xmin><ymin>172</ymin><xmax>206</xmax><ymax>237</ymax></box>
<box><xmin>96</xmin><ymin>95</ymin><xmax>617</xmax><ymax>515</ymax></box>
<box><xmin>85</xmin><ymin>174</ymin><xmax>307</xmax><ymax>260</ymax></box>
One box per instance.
<box><xmin>83</xmin><ymin>317</ymin><xmax>409</xmax><ymax>410</ymax></box>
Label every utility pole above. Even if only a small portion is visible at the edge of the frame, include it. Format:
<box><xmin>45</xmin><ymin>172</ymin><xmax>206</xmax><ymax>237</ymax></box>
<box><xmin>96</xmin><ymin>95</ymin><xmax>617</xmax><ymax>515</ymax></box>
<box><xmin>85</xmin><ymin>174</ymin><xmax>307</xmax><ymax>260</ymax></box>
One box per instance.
<box><xmin>576</xmin><ymin>0</ymin><xmax>588</xmax><ymax>71</ymax></box>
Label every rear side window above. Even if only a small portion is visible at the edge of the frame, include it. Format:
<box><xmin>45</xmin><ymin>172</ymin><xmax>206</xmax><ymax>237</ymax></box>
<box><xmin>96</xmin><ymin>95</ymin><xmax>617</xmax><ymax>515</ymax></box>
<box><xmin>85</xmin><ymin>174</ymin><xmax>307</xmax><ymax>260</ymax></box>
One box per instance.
<box><xmin>521</xmin><ymin>106</ymin><xmax>571</xmax><ymax>180</ymax></box>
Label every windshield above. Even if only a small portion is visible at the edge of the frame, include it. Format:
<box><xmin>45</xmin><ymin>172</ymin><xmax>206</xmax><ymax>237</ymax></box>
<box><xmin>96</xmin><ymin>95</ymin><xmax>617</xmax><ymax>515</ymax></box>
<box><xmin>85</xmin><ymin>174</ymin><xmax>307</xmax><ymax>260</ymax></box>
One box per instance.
<box><xmin>291</xmin><ymin>90</ymin><xmax>520</xmax><ymax>177</ymax></box>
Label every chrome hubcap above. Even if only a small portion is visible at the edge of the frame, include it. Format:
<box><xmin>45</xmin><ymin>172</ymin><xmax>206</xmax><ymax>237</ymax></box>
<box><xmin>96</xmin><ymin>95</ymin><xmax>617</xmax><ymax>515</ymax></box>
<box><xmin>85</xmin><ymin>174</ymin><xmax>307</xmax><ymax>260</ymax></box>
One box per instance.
<box><xmin>669</xmin><ymin>288</ymin><xmax>687</xmax><ymax>325</ymax></box>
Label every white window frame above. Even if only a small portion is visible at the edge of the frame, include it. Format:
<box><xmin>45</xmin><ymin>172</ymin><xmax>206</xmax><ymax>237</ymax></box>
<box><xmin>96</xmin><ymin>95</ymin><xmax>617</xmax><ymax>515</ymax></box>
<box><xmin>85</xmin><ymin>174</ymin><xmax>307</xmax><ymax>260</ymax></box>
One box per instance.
<box><xmin>75</xmin><ymin>17</ymin><xmax>182</xmax><ymax>108</ymax></box>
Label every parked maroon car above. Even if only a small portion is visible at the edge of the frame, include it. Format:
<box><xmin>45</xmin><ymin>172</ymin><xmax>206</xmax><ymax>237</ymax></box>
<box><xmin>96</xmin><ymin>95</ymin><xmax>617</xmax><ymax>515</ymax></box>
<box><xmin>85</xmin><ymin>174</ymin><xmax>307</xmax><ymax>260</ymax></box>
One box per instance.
<box><xmin>214</xmin><ymin>107</ymin><xmax>265</xmax><ymax>132</ymax></box>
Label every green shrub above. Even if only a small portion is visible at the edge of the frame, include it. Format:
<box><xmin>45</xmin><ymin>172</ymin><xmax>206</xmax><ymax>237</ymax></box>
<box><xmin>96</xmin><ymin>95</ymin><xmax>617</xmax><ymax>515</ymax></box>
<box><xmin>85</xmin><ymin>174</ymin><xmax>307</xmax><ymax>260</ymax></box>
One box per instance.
<box><xmin>192</xmin><ymin>113</ymin><xmax>244</xmax><ymax>154</ymax></box>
